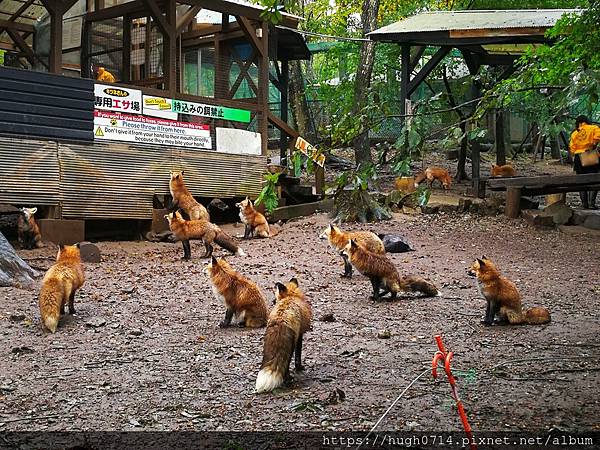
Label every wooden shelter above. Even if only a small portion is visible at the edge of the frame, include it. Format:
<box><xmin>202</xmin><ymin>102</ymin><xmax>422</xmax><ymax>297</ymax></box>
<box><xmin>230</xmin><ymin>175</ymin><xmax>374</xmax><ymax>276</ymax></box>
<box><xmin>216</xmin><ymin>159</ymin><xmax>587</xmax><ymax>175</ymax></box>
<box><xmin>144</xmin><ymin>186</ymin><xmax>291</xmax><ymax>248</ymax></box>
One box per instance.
<box><xmin>368</xmin><ymin>9</ymin><xmax>579</xmax><ymax>194</ymax></box>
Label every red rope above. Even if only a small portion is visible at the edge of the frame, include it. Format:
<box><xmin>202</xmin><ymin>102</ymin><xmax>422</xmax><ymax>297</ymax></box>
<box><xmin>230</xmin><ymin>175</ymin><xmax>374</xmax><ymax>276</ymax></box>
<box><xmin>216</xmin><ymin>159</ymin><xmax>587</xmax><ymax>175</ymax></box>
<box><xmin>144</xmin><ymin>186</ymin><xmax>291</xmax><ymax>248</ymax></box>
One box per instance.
<box><xmin>432</xmin><ymin>334</ymin><xmax>476</xmax><ymax>450</ymax></box>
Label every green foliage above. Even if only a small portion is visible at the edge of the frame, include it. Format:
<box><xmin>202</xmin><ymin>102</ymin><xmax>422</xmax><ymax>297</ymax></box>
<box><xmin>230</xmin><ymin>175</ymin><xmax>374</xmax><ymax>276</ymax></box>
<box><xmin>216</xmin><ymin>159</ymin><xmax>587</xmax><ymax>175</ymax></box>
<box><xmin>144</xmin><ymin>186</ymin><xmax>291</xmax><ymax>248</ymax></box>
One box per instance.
<box><xmin>391</xmin><ymin>155</ymin><xmax>412</xmax><ymax>176</ymax></box>
<box><xmin>326</xmin><ymin>163</ymin><xmax>392</xmax><ymax>223</ymax></box>
<box><xmin>254</xmin><ymin>172</ymin><xmax>282</xmax><ymax>213</ymax></box>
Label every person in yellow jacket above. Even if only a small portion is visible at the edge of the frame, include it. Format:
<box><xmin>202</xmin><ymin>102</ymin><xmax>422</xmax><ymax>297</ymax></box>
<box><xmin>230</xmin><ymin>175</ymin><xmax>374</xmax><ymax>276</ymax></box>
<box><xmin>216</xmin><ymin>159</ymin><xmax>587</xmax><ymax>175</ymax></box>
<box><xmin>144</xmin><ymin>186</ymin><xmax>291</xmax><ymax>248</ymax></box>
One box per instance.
<box><xmin>96</xmin><ymin>66</ymin><xmax>116</xmax><ymax>83</ymax></box>
<box><xmin>569</xmin><ymin>115</ymin><xmax>600</xmax><ymax>209</ymax></box>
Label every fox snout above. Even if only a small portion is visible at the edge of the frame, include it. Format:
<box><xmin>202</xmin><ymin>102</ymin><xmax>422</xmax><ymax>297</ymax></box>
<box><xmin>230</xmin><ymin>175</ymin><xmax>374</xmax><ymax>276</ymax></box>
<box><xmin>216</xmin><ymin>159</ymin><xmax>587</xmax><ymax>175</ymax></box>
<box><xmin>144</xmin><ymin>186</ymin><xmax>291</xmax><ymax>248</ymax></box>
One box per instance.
<box><xmin>466</xmin><ymin>268</ymin><xmax>476</xmax><ymax>277</ymax></box>
<box><xmin>319</xmin><ymin>232</ymin><xmax>327</xmax><ymax>240</ymax></box>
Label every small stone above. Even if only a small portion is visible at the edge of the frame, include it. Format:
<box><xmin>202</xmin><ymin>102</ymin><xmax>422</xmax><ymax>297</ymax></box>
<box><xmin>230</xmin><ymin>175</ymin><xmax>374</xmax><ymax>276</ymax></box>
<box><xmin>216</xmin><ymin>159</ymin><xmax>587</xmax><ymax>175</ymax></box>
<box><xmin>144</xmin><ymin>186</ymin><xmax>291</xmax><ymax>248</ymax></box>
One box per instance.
<box><xmin>319</xmin><ymin>313</ymin><xmax>336</xmax><ymax>322</ymax></box>
<box><xmin>377</xmin><ymin>330</ymin><xmax>391</xmax><ymax>339</ymax></box>
<box><xmin>122</xmin><ymin>286</ymin><xmax>136</xmax><ymax>294</ymax></box>
<box><xmin>129</xmin><ymin>329</ymin><xmax>143</xmax><ymax>336</ymax></box>
<box><xmin>78</xmin><ymin>242</ymin><xmax>101</xmax><ymax>263</ymax></box>
<box><xmin>85</xmin><ymin>318</ymin><xmax>106</xmax><ymax>328</ymax></box>
<box><xmin>9</xmin><ymin>314</ymin><xmax>25</xmax><ymax>322</ymax></box>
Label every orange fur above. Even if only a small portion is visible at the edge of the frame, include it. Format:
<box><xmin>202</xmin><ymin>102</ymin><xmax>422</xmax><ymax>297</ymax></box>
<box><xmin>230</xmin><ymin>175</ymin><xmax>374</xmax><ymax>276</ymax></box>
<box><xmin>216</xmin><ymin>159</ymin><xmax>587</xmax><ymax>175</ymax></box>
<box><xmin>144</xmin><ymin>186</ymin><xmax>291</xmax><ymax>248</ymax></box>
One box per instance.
<box><xmin>319</xmin><ymin>224</ymin><xmax>385</xmax><ymax>277</ymax></box>
<box><xmin>39</xmin><ymin>244</ymin><xmax>85</xmax><ymax>333</ymax></box>
<box><xmin>255</xmin><ymin>278</ymin><xmax>312</xmax><ymax>393</ymax></box>
<box><xmin>468</xmin><ymin>257</ymin><xmax>550</xmax><ymax>325</ymax></box>
<box><xmin>414</xmin><ymin>167</ymin><xmax>452</xmax><ymax>190</ymax></box>
<box><xmin>169</xmin><ymin>171</ymin><xmax>210</xmax><ymax>221</ymax></box>
<box><xmin>165</xmin><ymin>211</ymin><xmax>244</xmax><ymax>259</ymax></box>
<box><xmin>491</xmin><ymin>164</ymin><xmax>516</xmax><ymax>177</ymax></box>
<box><xmin>236</xmin><ymin>198</ymin><xmax>274</xmax><ymax>238</ymax></box>
<box><xmin>206</xmin><ymin>256</ymin><xmax>267</xmax><ymax>328</ymax></box>
<box><xmin>343</xmin><ymin>240</ymin><xmax>438</xmax><ymax>299</ymax></box>
<box><xmin>18</xmin><ymin>207</ymin><xmax>42</xmax><ymax>249</ymax></box>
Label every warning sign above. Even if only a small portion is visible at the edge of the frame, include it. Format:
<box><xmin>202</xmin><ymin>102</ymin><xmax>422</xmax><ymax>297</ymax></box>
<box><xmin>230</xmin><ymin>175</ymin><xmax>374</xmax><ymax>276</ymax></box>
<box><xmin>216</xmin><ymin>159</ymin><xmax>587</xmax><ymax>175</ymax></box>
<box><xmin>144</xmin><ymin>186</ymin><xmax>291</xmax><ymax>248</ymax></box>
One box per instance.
<box><xmin>93</xmin><ymin>110</ymin><xmax>211</xmax><ymax>149</ymax></box>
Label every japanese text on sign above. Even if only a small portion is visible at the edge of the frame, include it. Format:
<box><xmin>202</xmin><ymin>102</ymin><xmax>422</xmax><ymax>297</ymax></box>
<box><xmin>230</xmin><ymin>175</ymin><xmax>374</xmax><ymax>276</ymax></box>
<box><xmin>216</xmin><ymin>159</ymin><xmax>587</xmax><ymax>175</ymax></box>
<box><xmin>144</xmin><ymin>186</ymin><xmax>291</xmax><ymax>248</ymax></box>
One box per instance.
<box><xmin>171</xmin><ymin>99</ymin><xmax>251</xmax><ymax>123</ymax></box>
<box><xmin>94</xmin><ymin>84</ymin><xmax>142</xmax><ymax>114</ymax></box>
<box><xmin>295</xmin><ymin>137</ymin><xmax>326</xmax><ymax>167</ymax></box>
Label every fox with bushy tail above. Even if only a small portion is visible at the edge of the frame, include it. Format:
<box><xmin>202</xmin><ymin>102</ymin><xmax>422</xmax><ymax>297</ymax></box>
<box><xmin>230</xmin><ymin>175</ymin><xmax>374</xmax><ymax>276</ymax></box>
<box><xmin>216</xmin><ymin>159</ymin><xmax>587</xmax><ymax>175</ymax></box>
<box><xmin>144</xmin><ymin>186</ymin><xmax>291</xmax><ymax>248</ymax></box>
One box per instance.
<box><xmin>255</xmin><ymin>278</ymin><xmax>312</xmax><ymax>393</ymax></box>
<box><xmin>39</xmin><ymin>244</ymin><xmax>85</xmax><ymax>333</ymax></box>
<box><xmin>343</xmin><ymin>239</ymin><xmax>439</xmax><ymax>300</ymax></box>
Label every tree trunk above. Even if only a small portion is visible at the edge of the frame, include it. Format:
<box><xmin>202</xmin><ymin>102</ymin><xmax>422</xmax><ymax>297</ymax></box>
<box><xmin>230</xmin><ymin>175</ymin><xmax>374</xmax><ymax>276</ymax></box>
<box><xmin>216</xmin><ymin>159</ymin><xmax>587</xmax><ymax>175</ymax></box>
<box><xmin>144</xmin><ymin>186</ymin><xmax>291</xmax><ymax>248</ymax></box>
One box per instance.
<box><xmin>0</xmin><ymin>232</ymin><xmax>38</xmax><ymax>288</ymax></box>
<box><xmin>495</xmin><ymin>109</ymin><xmax>507</xmax><ymax>165</ymax></box>
<box><xmin>442</xmin><ymin>66</ymin><xmax>469</xmax><ymax>181</ymax></box>
<box><xmin>289</xmin><ymin>60</ymin><xmax>316</xmax><ymax>143</ymax></box>
<box><xmin>352</xmin><ymin>0</ymin><xmax>380</xmax><ymax>166</ymax></box>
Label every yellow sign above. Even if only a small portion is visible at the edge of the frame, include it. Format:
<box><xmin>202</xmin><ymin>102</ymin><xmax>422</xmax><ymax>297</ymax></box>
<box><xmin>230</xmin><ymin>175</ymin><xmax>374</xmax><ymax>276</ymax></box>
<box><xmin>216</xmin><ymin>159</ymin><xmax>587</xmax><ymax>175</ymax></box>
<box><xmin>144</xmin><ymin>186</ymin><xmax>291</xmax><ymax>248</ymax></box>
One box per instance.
<box><xmin>95</xmin><ymin>126</ymin><xmax>104</xmax><ymax>137</ymax></box>
<box><xmin>295</xmin><ymin>137</ymin><xmax>326</xmax><ymax>167</ymax></box>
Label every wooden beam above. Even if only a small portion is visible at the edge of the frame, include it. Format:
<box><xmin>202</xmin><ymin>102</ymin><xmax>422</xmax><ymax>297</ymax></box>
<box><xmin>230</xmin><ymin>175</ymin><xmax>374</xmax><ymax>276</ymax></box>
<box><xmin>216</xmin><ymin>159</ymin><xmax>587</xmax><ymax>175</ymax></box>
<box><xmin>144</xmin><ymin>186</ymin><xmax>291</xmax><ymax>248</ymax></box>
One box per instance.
<box><xmin>142</xmin><ymin>0</ymin><xmax>169</xmax><ymax>36</ymax></box>
<box><xmin>268</xmin><ymin>111</ymin><xmax>298</xmax><ymax>139</ymax></box>
<box><xmin>229</xmin><ymin>47</ymin><xmax>258</xmax><ymax>97</ymax></box>
<box><xmin>48</xmin><ymin>9</ymin><xmax>64</xmax><ymax>73</ymax></box>
<box><xmin>409</xmin><ymin>45</ymin><xmax>425</xmax><ymax>73</ymax></box>
<box><xmin>258</xmin><ymin>20</ymin><xmax>268</xmax><ymax>155</ymax></box>
<box><xmin>86</xmin><ymin>0</ymin><xmax>148</xmax><ymax>23</ymax></box>
<box><xmin>407</xmin><ymin>46</ymin><xmax>450</xmax><ymax>95</ymax></box>
<box><xmin>5</xmin><ymin>28</ymin><xmax>35</xmax><ymax>65</ymax></box>
<box><xmin>450</xmin><ymin>27</ymin><xmax>547</xmax><ymax>38</ymax></box>
<box><xmin>163</xmin><ymin>0</ymin><xmax>176</xmax><ymax>94</ymax></box>
<box><xmin>122</xmin><ymin>14</ymin><xmax>131</xmax><ymax>82</ymax></box>
<box><xmin>235</xmin><ymin>15</ymin><xmax>263</xmax><ymax>56</ymax></box>
<box><xmin>459</xmin><ymin>49</ymin><xmax>481</xmax><ymax>75</ymax></box>
<box><xmin>399</xmin><ymin>44</ymin><xmax>410</xmax><ymax>123</ymax></box>
<box><xmin>279</xmin><ymin>58</ymin><xmax>289</xmax><ymax>161</ymax></box>
<box><xmin>0</xmin><ymin>19</ymin><xmax>34</xmax><ymax>33</ymax></box>
<box><xmin>176</xmin><ymin>5</ymin><xmax>200</xmax><ymax>35</ymax></box>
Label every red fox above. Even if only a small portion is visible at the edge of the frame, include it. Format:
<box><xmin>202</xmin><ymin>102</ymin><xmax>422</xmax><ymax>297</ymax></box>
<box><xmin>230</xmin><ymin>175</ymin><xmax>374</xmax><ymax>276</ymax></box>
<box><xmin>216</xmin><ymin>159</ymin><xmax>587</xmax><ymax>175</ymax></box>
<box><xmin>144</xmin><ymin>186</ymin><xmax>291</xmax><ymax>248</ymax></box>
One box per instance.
<box><xmin>165</xmin><ymin>211</ymin><xmax>245</xmax><ymax>259</ymax></box>
<box><xmin>468</xmin><ymin>257</ymin><xmax>550</xmax><ymax>325</ymax></box>
<box><xmin>206</xmin><ymin>256</ymin><xmax>268</xmax><ymax>328</ymax></box>
<box><xmin>319</xmin><ymin>224</ymin><xmax>385</xmax><ymax>277</ymax></box>
<box><xmin>236</xmin><ymin>197</ymin><xmax>278</xmax><ymax>239</ymax></box>
<box><xmin>414</xmin><ymin>167</ymin><xmax>452</xmax><ymax>190</ymax></box>
<box><xmin>255</xmin><ymin>278</ymin><xmax>312</xmax><ymax>393</ymax></box>
<box><xmin>343</xmin><ymin>239</ymin><xmax>439</xmax><ymax>300</ymax></box>
<box><xmin>18</xmin><ymin>207</ymin><xmax>42</xmax><ymax>249</ymax></box>
<box><xmin>39</xmin><ymin>244</ymin><xmax>85</xmax><ymax>333</ymax></box>
<box><xmin>169</xmin><ymin>171</ymin><xmax>210</xmax><ymax>221</ymax></box>
<box><xmin>491</xmin><ymin>164</ymin><xmax>516</xmax><ymax>177</ymax></box>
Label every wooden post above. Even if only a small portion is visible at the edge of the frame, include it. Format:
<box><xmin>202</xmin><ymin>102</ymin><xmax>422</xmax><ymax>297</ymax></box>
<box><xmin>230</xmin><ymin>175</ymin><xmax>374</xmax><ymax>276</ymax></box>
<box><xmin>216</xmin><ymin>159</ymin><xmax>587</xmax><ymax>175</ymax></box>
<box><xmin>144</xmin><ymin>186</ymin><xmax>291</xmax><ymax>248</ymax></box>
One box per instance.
<box><xmin>399</xmin><ymin>44</ymin><xmax>410</xmax><ymax>127</ymax></box>
<box><xmin>315</xmin><ymin>165</ymin><xmax>325</xmax><ymax>196</ymax></box>
<box><xmin>279</xmin><ymin>58</ymin><xmax>289</xmax><ymax>164</ymax></box>
<box><xmin>258</xmin><ymin>20</ymin><xmax>269</xmax><ymax>156</ymax></box>
<box><xmin>505</xmin><ymin>187</ymin><xmax>521</xmax><ymax>218</ymax></box>
<box><xmin>164</xmin><ymin>0</ymin><xmax>177</xmax><ymax>94</ymax></box>
<box><xmin>122</xmin><ymin>14</ymin><xmax>131</xmax><ymax>82</ymax></box>
<box><xmin>48</xmin><ymin>7</ymin><xmax>64</xmax><ymax>73</ymax></box>
<box><xmin>495</xmin><ymin>109</ymin><xmax>506</xmax><ymax>165</ymax></box>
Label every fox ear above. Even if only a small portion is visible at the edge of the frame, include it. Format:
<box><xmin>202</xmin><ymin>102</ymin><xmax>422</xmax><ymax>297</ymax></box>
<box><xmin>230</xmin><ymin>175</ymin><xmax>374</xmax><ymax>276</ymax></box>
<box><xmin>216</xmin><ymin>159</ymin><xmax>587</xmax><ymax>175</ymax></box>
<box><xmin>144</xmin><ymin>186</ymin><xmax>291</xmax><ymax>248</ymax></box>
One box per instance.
<box><xmin>59</xmin><ymin>244</ymin><xmax>65</xmax><ymax>250</ymax></box>
<box><xmin>350</xmin><ymin>239</ymin><xmax>357</xmax><ymax>248</ymax></box>
<box><xmin>289</xmin><ymin>277</ymin><xmax>299</xmax><ymax>287</ymax></box>
<box><xmin>181</xmin><ymin>170</ymin><xmax>185</xmax><ymax>175</ymax></box>
<box><xmin>211</xmin><ymin>255</ymin><xmax>218</xmax><ymax>265</ymax></box>
<box><xmin>477</xmin><ymin>258</ymin><xmax>486</xmax><ymax>266</ymax></box>
<box><xmin>31</xmin><ymin>207</ymin><xmax>37</xmax><ymax>214</ymax></box>
<box><xmin>75</xmin><ymin>242</ymin><xmax>80</xmax><ymax>249</ymax></box>
<box><xmin>482</xmin><ymin>255</ymin><xmax>487</xmax><ymax>260</ymax></box>
<box><xmin>275</xmin><ymin>282</ymin><xmax>287</xmax><ymax>295</ymax></box>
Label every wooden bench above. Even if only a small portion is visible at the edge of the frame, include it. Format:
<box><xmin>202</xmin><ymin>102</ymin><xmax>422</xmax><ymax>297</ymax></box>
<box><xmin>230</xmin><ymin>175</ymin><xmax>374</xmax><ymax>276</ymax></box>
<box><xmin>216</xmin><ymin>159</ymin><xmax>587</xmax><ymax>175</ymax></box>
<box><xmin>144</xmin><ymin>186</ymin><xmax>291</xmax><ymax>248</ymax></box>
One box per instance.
<box><xmin>486</xmin><ymin>173</ymin><xmax>600</xmax><ymax>218</ymax></box>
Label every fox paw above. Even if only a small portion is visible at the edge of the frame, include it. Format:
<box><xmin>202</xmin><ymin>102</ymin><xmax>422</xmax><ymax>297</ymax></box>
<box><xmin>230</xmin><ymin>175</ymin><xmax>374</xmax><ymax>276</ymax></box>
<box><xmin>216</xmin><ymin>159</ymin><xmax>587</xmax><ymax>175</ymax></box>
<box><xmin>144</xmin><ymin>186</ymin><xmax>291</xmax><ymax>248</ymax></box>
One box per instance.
<box><xmin>340</xmin><ymin>273</ymin><xmax>352</xmax><ymax>278</ymax></box>
<box><xmin>295</xmin><ymin>364</ymin><xmax>305</xmax><ymax>372</ymax></box>
<box><xmin>481</xmin><ymin>320</ymin><xmax>494</xmax><ymax>326</ymax></box>
<box><xmin>218</xmin><ymin>321</ymin><xmax>230</xmax><ymax>328</ymax></box>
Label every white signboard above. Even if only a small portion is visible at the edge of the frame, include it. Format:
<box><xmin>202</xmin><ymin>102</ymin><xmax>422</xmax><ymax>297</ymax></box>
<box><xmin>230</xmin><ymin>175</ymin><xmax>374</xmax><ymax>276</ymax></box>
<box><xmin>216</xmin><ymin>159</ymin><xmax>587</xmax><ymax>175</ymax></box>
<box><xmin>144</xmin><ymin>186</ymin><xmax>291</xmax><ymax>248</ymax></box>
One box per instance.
<box><xmin>216</xmin><ymin>127</ymin><xmax>261</xmax><ymax>155</ymax></box>
<box><xmin>94</xmin><ymin>110</ymin><xmax>212</xmax><ymax>149</ymax></box>
<box><xmin>94</xmin><ymin>84</ymin><xmax>142</xmax><ymax>114</ymax></box>
<box><xmin>143</xmin><ymin>95</ymin><xmax>178</xmax><ymax>120</ymax></box>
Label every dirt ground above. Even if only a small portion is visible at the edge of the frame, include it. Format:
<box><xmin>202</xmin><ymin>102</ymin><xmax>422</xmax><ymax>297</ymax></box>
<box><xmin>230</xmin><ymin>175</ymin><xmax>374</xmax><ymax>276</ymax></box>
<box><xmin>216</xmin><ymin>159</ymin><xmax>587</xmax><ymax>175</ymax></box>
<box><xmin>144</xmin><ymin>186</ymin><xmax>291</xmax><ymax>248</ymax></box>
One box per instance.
<box><xmin>1</xmin><ymin>209</ymin><xmax>599</xmax><ymax>434</ymax></box>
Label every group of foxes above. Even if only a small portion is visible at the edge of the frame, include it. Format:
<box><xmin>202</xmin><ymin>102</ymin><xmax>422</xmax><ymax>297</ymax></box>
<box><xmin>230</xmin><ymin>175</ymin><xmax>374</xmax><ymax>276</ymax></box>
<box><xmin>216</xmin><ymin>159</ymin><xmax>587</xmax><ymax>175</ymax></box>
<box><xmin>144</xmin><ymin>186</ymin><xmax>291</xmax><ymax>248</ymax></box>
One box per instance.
<box><xmin>35</xmin><ymin>167</ymin><xmax>549</xmax><ymax>395</ymax></box>
<box><xmin>412</xmin><ymin>163</ymin><xmax>517</xmax><ymax>191</ymax></box>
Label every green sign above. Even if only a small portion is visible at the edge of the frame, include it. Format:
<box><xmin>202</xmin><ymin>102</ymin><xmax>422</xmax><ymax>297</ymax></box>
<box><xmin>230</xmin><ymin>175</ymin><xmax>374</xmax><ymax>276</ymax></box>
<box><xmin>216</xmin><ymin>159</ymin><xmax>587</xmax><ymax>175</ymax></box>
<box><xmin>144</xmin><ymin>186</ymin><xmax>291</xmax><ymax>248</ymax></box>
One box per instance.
<box><xmin>171</xmin><ymin>99</ymin><xmax>251</xmax><ymax>123</ymax></box>
<box><xmin>0</xmin><ymin>50</ymin><xmax>5</xmax><ymax>66</ymax></box>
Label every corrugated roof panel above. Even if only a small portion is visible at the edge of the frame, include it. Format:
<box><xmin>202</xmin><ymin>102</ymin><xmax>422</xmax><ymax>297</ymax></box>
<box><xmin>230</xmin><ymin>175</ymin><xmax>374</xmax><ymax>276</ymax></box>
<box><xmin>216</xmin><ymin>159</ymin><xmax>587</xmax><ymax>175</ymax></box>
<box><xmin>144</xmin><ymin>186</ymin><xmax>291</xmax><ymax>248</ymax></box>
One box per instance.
<box><xmin>369</xmin><ymin>9</ymin><xmax>580</xmax><ymax>36</ymax></box>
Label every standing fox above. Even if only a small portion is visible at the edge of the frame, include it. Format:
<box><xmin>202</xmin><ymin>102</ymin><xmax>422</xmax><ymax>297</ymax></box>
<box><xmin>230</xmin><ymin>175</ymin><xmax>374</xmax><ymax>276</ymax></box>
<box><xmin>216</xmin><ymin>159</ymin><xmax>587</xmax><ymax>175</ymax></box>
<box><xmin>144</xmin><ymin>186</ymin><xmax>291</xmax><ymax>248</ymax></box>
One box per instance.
<box><xmin>256</xmin><ymin>278</ymin><xmax>312</xmax><ymax>393</ymax></box>
<box><xmin>343</xmin><ymin>239</ymin><xmax>439</xmax><ymax>300</ymax></box>
<box><xmin>39</xmin><ymin>244</ymin><xmax>85</xmax><ymax>333</ymax></box>
<box><xmin>414</xmin><ymin>167</ymin><xmax>452</xmax><ymax>190</ymax></box>
<box><xmin>165</xmin><ymin>211</ymin><xmax>245</xmax><ymax>259</ymax></box>
<box><xmin>169</xmin><ymin>171</ymin><xmax>210</xmax><ymax>221</ymax></box>
<box><xmin>18</xmin><ymin>207</ymin><xmax>42</xmax><ymax>249</ymax></box>
<box><xmin>206</xmin><ymin>256</ymin><xmax>268</xmax><ymax>328</ymax></box>
<box><xmin>319</xmin><ymin>224</ymin><xmax>385</xmax><ymax>277</ymax></box>
<box><xmin>468</xmin><ymin>257</ymin><xmax>550</xmax><ymax>325</ymax></box>
<box><xmin>491</xmin><ymin>164</ymin><xmax>516</xmax><ymax>177</ymax></box>
<box><xmin>236</xmin><ymin>197</ymin><xmax>277</xmax><ymax>239</ymax></box>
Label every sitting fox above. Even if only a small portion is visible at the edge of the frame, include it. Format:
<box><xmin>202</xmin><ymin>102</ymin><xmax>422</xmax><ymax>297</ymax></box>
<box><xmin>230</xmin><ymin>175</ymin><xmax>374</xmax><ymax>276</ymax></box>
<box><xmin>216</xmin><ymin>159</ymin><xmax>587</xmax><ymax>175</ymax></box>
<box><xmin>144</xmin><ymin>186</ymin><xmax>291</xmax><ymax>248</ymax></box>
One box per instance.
<box><xmin>18</xmin><ymin>207</ymin><xmax>42</xmax><ymax>249</ymax></box>
<box><xmin>491</xmin><ymin>164</ymin><xmax>516</xmax><ymax>177</ymax></box>
<box><xmin>206</xmin><ymin>256</ymin><xmax>268</xmax><ymax>328</ymax></box>
<box><xmin>468</xmin><ymin>256</ymin><xmax>550</xmax><ymax>325</ymax></box>
<box><xmin>414</xmin><ymin>167</ymin><xmax>452</xmax><ymax>190</ymax></box>
<box><xmin>236</xmin><ymin>197</ymin><xmax>277</xmax><ymax>239</ymax></box>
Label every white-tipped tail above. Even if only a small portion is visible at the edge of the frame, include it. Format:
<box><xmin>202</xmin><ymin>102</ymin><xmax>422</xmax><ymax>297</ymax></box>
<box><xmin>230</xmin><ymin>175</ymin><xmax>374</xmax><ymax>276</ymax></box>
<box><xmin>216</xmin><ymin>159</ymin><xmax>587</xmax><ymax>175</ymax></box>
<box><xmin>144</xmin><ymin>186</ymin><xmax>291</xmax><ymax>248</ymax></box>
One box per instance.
<box><xmin>237</xmin><ymin>248</ymin><xmax>246</xmax><ymax>256</ymax></box>
<box><xmin>436</xmin><ymin>291</ymin><xmax>443</xmax><ymax>297</ymax></box>
<box><xmin>43</xmin><ymin>316</ymin><xmax>58</xmax><ymax>333</ymax></box>
<box><xmin>255</xmin><ymin>368</ymin><xmax>283</xmax><ymax>393</ymax></box>
<box><xmin>414</xmin><ymin>182</ymin><xmax>419</xmax><ymax>188</ymax></box>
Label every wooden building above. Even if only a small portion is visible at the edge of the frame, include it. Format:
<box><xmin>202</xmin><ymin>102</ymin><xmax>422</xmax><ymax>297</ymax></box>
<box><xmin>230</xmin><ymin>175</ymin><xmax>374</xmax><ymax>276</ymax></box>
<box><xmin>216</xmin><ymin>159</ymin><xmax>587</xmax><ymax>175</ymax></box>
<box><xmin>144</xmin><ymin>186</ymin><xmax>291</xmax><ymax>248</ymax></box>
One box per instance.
<box><xmin>0</xmin><ymin>0</ymin><xmax>309</xmax><ymax>224</ymax></box>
